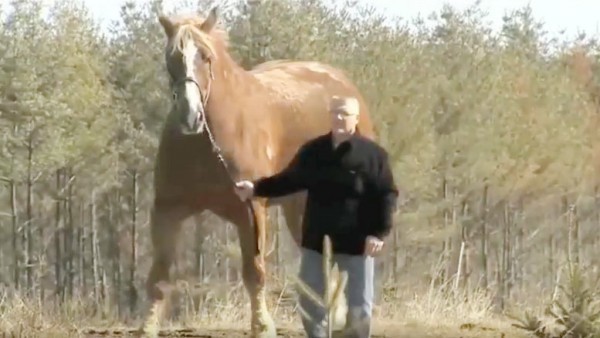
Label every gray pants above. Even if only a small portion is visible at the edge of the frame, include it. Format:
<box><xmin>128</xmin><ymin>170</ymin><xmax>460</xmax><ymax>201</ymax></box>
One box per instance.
<box><xmin>297</xmin><ymin>248</ymin><xmax>374</xmax><ymax>338</ymax></box>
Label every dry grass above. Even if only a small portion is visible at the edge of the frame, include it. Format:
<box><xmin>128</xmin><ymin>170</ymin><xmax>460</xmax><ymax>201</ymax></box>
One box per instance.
<box><xmin>0</xmin><ymin>281</ymin><xmax>528</xmax><ymax>338</ymax></box>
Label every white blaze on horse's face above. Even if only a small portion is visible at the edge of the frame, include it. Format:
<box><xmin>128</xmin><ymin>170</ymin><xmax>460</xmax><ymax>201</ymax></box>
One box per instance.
<box><xmin>182</xmin><ymin>38</ymin><xmax>204</xmax><ymax>133</ymax></box>
<box><xmin>159</xmin><ymin>8</ymin><xmax>218</xmax><ymax>135</ymax></box>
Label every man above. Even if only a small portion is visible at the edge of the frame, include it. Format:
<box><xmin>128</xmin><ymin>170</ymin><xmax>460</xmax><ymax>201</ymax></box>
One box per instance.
<box><xmin>234</xmin><ymin>96</ymin><xmax>398</xmax><ymax>338</ymax></box>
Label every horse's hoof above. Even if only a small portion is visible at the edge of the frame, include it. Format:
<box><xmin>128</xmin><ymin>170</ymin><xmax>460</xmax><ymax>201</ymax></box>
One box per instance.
<box><xmin>253</xmin><ymin>328</ymin><xmax>277</xmax><ymax>338</ymax></box>
<box><xmin>252</xmin><ymin>315</ymin><xmax>277</xmax><ymax>338</ymax></box>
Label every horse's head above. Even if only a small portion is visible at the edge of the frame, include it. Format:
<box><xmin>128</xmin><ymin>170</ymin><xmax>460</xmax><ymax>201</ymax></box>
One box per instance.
<box><xmin>158</xmin><ymin>7</ymin><xmax>219</xmax><ymax>135</ymax></box>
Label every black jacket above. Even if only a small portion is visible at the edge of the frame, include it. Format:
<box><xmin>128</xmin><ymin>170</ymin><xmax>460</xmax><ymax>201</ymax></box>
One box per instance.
<box><xmin>253</xmin><ymin>132</ymin><xmax>399</xmax><ymax>255</ymax></box>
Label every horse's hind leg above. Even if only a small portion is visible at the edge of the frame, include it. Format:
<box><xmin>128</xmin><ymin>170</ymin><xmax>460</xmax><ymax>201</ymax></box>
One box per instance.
<box><xmin>145</xmin><ymin>202</ymin><xmax>193</xmax><ymax>317</ymax></box>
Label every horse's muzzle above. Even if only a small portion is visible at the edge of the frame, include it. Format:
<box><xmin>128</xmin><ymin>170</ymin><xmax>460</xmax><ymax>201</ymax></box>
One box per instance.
<box><xmin>181</xmin><ymin>110</ymin><xmax>205</xmax><ymax>135</ymax></box>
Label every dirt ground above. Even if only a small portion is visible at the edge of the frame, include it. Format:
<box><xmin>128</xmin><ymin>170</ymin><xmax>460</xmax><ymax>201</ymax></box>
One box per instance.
<box><xmin>81</xmin><ymin>323</ymin><xmax>526</xmax><ymax>338</ymax></box>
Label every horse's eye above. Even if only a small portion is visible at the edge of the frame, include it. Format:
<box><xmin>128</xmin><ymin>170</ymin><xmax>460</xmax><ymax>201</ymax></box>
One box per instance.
<box><xmin>198</xmin><ymin>51</ymin><xmax>211</xmax><ymax>63</ymax></box>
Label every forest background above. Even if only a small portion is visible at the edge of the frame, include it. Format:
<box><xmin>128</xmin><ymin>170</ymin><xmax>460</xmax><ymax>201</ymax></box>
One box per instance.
<box><xmin>2</xmin><ymin>0</ymin><xmax>600</xmax><ymax>337</ymax></box>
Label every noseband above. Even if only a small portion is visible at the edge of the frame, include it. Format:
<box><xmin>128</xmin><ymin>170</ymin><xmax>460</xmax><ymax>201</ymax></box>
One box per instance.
<box><xmin>171</xmin><ymin>61</ymin><xmax>223</xmax><ymax>155</ymax></box>
<box><xmin>172</xmin><ymin>60</ymin><xmax>214</xmax><ymax>111</ymax></box>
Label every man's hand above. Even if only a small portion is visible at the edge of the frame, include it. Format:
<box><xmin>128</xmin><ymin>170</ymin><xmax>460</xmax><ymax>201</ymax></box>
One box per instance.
<box><xmin>364</xmin><ymin>235</ymin><xmax>384</xmax><ymax>257</ymax></box>
<box><xmin>234</xmin><ymin>180</ymin><xmax>255</xmax><ymax>201</ymax></box>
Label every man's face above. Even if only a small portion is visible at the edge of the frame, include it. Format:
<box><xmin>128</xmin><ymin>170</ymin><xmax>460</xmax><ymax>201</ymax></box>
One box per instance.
<box><xmin>330</xmin><ymin>108</ymin><xmax>359</xmax><ymax>135</ymax></box>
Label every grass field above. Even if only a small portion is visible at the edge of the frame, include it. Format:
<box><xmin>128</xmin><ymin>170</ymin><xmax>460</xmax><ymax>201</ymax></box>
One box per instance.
<box><xmin>79</xmin><ymin>321</ymin><xmax>526</xmax><ymax>338</ymax></box>
<box><xmin>0</xmin><ymin>284</ymin><xmax>532</xmax><ymax>338</ymax></box>
<box><xmin>5</xmin><ymin>319</ymin><xmax>527</xmax><ymax>338</ymax></box>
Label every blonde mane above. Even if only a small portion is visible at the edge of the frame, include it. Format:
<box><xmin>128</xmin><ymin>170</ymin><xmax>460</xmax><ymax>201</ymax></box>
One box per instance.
<box><xmin>164</xmin><ymin>14</ymin><xmax>229</xmax><ymax>60</ymax></box>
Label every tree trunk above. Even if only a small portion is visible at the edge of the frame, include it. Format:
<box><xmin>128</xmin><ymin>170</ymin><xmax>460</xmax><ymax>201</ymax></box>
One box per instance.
<box><xmin>108</xmin><ymin>192</ymin><xmax>121</xmax><ymax>314</ymax></box>
<box><xmin>65</xmin><ymin>167</ymin><xmax>75</xmax><ymax>298</ymax></box>
<box><xmin>78</xmin><ymin>205</ymin><xmax>85</xmax><ymax>294</ymax></box>
<box><xmin>129</xmin><ymin>169</ymin><xmax>139</xmax><ymax>313</ymax></box>
<box><xmin>442</xmin><ymin>177</ymin><xmax>451</xmax><ymax>284</ymax></box>
<box><xmin>7</xmin><ymin>178</ymin><xmax>20</xmax><ymax>290</ymax></box>
<box><xmin>25</xmin><ymin>129</ymin><xmax>34</xmax><ymax>293</ymax></box>
<box><xmin>479</xmin><ymin>185</ymin><xmax>488</xmax><ymax>290</ymax></box>
<box><xmin>224</xmin><ymin>223</ymin><xmax>231</xmax><ymax>283</ymax></box>
<box><xmin>393</xmin><ymin>226</ymin><xmax>401</xmax><ymax>282</ymax></box>
<box><xmin>195</xmin><ymin>218</ymin><xmax>205</xmax><ymax>282</ymax></box>
<box><xmin>91</xmin><ymin>189</ymin><xmax>101</xmax><ymax>307</ymax></box>
<box><xmin>567</xmin><ymin>201</ymin><xmax>580</xmax><ymax>266</ymax></box>
<box><xmin>55</xmin><ymin>169</ymin><xmax>63</xmax><ymax>299</ymax></box>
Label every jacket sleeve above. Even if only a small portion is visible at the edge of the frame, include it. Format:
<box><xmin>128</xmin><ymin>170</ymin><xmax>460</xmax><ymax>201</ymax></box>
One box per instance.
<box><xmin>253</xmin><ymin>143</ymin><xmax>312</xmax><ymax>198</ymax></box>
<box><xmin>369</xmin><ymin>150</ymin><xmax>399</xmax><ymax>240</ymax></box>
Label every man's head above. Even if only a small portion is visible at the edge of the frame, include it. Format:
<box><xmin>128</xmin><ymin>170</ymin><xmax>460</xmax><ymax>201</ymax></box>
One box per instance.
<box><xmin>329</xmin><ymin>96</ymin><xmax>360</xmax><ymax>137</ymax></box>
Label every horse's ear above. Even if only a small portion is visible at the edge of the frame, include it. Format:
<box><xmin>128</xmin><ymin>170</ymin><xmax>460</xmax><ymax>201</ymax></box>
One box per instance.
<box><xmin>158</xmin><ymin>15</ymin><xmax>175</xmax><ymax>37</ymax></box>
<box><xmin>200</xmin><ymin>6</ymin><xmax>218</xmax><ymax>32</ymax></box>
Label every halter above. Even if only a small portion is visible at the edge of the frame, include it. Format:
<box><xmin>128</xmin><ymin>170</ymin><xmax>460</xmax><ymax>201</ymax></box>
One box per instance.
<box><xmin>172</xmin><ymin>61</ymin><xmax>221</xmax><ymax>157</ymax></box>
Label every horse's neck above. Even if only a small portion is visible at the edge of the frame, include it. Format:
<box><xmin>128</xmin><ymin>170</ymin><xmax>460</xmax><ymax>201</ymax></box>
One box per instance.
<box><xmin>204</xmin><ymin>57</ymin><xmax>261</xmax><ymax>142</ymax></box>
<box><xmin>202</xmin><ymin>57</ymin><xmax>273</xmax><ymax>175</ymax></box>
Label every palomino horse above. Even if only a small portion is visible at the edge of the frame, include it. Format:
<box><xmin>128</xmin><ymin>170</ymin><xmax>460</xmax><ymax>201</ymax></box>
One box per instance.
<box><xmin>147</xmin><ymin>7</ymin><xmax>377</xmax><ymax>337</ymax></box>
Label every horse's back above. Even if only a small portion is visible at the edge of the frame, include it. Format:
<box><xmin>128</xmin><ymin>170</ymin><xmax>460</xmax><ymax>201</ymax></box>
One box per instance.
<box><xmin>250</xmin><ymin>59</ymin><xmax>376</xmax><ymax>140</ymax></box>
<box><xmin>250</xmin><ymin>60</ymin><xmax>358</xmax><ymax>91</ymax></box>
<box><xmin>246</xmin><ymin>59</ymin><xmax>376</xmax><ymax>173</ymax></box>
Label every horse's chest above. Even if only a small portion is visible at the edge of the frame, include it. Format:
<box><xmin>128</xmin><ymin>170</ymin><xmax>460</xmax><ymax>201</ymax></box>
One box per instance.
<box><xmin>158</xmin><ymin>141</ymin><xmax>232</xmax><ymax>188</ymax></box>
<box><xmin>190</xmin><ymin>153</ymin><xmax>232</xmax><ymax>182</ymax></box>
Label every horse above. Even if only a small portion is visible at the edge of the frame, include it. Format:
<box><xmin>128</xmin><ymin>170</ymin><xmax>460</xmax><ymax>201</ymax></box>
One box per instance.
<box><xmin>147</xmin><ymin>7</ymin><xmax>377</xmax><ymax>337</ymax></box>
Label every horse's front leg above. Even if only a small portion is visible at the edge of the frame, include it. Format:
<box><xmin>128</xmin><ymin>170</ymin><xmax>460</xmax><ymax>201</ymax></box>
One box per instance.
<box><xmin>145</xmin><ymin>201</ymin><xmax>193</xmax><ymax>321</ymax></box>
<box><xmin>235</xmin><ymin>198</ymin><xmax>276</xmax><ymax>337</ymax></box>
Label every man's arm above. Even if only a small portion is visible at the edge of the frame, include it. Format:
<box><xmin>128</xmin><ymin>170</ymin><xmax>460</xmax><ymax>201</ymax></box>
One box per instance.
<box><xmin>369</xmin><ymin>150</ymin><xmax>399</xmax><ymax>240</ymax></box>
<box><xmin>252</xmin><ymin>143</ymin><xmax>312</xmax><ymax>198</ymax></box>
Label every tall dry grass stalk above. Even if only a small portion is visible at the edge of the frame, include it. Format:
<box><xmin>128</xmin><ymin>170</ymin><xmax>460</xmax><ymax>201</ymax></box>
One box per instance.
<box><xmin>291</xmin><ymin>235</ymin><xmax>349</xmax><ymax>337</ymax></box>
